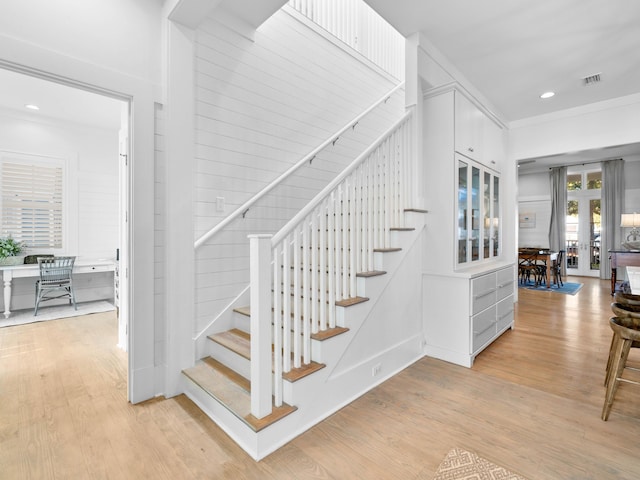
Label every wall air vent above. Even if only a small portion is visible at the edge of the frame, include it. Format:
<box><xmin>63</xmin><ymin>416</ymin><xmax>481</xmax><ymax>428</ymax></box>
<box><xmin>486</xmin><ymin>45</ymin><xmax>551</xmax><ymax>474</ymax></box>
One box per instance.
<box><xmin>583</xmin><ymin>73</ymin><xmax>601</xmax><ymax>86</ymax></box>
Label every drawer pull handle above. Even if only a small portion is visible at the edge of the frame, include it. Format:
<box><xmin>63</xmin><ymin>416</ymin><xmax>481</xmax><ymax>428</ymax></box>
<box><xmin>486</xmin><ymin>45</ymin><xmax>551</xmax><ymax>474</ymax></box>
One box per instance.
<box><xmin>474</xmin><ymin>288</ymin><xmax>496</xmax><ymax>300</ymax></box>
<box><xmin>499</xmin><ymin>310</ymin><xmax>514</xmax><ymax>320</ymax></box>
<box><xmin>497</xmin><ymin>280</ymin><xmax>514</xmax><ymax>288</ymax></box>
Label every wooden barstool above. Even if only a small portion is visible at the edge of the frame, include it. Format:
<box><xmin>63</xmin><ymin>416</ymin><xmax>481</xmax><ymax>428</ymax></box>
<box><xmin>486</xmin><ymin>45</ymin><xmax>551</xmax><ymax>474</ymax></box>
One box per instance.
<box><xmin>602</xmin><ymin>316</ymin><xmax>640</xmax><ymax>421</ymax></box>
<box><xmin>605</xmin><ymin>303</ymin><xmax>640</xmax><ymax>387</ymax></box>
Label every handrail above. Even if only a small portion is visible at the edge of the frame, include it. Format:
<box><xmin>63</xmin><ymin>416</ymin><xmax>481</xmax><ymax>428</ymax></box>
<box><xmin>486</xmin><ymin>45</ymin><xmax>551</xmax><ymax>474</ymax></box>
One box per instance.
<box><xmin>272</xmin><ymin>109</ymin><xmax>413</xmax><ymax>246</ymax></box>
<box><xmin>194</xmin><ymin>82</ymin><xmax>405</xmax><ymax>249</ymax></box>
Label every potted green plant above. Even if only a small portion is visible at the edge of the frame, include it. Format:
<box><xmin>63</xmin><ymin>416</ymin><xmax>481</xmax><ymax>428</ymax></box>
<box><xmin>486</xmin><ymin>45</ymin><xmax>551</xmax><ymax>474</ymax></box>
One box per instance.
<box><xmin>0</xmin><ymin>235</ymin><xmax>26</xmax><ymax>266</ymax></box>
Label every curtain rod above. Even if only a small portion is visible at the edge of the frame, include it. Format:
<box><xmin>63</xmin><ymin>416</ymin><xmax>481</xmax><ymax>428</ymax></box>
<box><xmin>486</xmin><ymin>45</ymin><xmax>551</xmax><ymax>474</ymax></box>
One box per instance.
<box><xmin>549</xmin><ymin>158</ymin><xmax>623</xmax><ymax>170</ymax></box>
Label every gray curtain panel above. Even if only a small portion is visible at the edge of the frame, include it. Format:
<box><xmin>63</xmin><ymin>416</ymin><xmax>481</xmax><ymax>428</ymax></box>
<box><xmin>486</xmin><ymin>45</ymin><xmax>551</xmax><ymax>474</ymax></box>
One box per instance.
<box><xmin>601</xmin><ymin>159</ymin><xmax>625</xmax><ymax>279</ymax></box>
<box><xmin>549</xmin><ymin>166</ymin><xmax>567</xmax><ymax>275</ymax></box>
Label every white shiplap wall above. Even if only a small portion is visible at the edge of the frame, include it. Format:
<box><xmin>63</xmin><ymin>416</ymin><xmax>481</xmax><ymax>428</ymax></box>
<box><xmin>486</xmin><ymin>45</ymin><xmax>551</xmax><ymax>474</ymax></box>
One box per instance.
<box><xmin>193</xmin><ymin>9</ymin><xmax>405</xmax><ymax>331</ymax></box>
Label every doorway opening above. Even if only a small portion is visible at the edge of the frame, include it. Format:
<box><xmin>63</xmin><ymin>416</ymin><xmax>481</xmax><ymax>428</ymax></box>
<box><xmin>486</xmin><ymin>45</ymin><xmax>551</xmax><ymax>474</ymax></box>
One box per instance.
<box><xmin>0</xmin><ymin>66</ymin><xmax>131</xmax><ymax>386</ymax></box>
<box><xmin>566</xmin><ymin>168</ymin><xmax>601</xmax><ymax>277</ymax></box>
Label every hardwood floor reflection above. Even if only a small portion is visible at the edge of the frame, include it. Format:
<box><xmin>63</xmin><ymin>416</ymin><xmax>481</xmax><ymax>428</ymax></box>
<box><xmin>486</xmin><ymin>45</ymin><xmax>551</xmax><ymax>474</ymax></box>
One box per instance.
<box><xmin>1</xmin><ymin>277</ymin><xmax>640</xmax><ymax>479</ymax></box>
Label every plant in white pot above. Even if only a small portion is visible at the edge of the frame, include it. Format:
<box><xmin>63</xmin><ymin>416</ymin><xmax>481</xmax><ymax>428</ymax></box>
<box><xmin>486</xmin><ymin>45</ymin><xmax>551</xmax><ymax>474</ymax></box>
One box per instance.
<box><xmin>0</xmin><ymin>236</ymin><xmax>26</xmax><ymax>266</ymax></box>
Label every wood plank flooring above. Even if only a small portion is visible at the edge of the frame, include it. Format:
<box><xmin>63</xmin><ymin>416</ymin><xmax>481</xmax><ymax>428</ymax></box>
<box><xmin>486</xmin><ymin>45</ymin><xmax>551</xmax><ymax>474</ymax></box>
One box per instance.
<box><xmin>2</xmin><ymin>276</ymin><xmax>640</xmax><ymax>479</ymax></box>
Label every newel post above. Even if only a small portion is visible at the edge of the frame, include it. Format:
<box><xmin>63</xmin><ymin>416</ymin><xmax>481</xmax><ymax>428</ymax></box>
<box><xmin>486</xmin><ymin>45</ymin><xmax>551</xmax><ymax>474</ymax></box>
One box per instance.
<box><xmin>249</xmin><ymin>234</ymin><xmax>273</xmax><ymax>419</ymax></box>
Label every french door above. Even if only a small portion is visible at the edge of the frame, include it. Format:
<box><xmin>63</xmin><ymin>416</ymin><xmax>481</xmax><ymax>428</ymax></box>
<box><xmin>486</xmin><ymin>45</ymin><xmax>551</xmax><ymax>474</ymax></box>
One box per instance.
<box><xmin>566</xmin><ymin>170</ymin><xmax>601</xmax><ymax>277</ymax></box>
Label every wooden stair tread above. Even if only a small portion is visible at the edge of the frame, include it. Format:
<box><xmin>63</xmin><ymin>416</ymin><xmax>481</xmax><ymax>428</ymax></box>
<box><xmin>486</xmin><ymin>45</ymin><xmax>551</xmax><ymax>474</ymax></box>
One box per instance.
<box><xmin>207</xmin><ymin>329</ymin><xmax>330</xmax><ymax>381</ymax></box>
<box><xmin>356</xmin><ymin>270</ymin><xmax>386</xmax><ymax>278</ymax></box>
<box><xmin>183</xmin><ymin>358</ymin><xmax>296</xmax><ymax>432</ymax></box>
<box><xmin>311</xmin><ymin>326</ymin><xmax>349</xmax><ymax>341</ymax></box>
<box><xmin>282</xmin><ymin>361</ymin><xmax>326</xmax><ymax>382</ymax></box>
<box><xmin>208</xmin><ymin>329</ymin><xmax>250</xmax><ymax>360</ymax></box>
<box><xmin>335</xmin><ymin>296</ymin><xmax>369</xmax><ymax>307</ymax></box>
<box><xmin>232</xmin><ymin>307</ymin><xmax>353</xmax><ymax>341</ymax></box>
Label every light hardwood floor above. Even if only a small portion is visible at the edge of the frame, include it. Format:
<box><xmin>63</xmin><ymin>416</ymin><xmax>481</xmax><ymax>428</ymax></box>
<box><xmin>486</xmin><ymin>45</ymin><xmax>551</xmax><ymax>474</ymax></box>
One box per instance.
<box><xmin>2</xmin><ymin>276</ymin><xmax>640</xmax><ymax>479</ymax></box>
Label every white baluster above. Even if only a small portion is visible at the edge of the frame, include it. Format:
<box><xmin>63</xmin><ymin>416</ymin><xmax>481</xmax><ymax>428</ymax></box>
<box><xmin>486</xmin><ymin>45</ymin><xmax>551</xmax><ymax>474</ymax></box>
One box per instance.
<box><xmin>272</xmin><ymin>244</ymin><xmax>282</xmax><ymax>407</ymax></box>
<box><xmin>282</xmin><ymin>236</ymin><xmax>291</xmax><ymax>372</ymax></box>
<box><xmin>293</xmin><ymin>228</ymin><xmax>301</xmax><ymax>369</ymax></box>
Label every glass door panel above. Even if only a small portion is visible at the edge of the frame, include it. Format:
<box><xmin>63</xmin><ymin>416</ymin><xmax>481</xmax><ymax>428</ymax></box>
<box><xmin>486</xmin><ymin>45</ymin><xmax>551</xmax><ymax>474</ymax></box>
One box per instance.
<box><xmin>492</xmin><ymin>176</ymin><xmax>500</xmax><ymax>257</ymax></box>
<box><xmin>458</xmin><ymin>160</ymin><xmax>468</xmax><ymax>264</ymax></box>
<box><xmin>471</xmin><ymin>166</ymin><xmax>480</xmax><ymax>261</ymax></box>
<box><xmin>566</xmin><ymin>197</ymin><xmax>601</xmax><ymax>276</ymax></box>
<box><xmin>483</xmin><ymin>171</ymin><xmax>491</xmax><ymax>259</ymax></box>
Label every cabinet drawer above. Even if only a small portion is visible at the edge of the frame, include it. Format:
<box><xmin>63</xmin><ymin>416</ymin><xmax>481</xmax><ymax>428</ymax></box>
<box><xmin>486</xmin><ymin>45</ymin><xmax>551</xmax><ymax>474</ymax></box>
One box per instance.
<box><xmin>496</xmin><ymin>267</ymin><xmax>515</xmax><ymax>301</ymax></box>
<box><xmin>472</xmin><ymin>272</ymin><xmax>496</xmax><ymax>315</ymax></box>
<box><xmin>496</xmin><ymin>296</ymin><xmax>514</xmax><ymax>331</ymax></box>
<box><xmin>472</xmin><ymin>305</ymin><xmax>496</xmax><ymax>352</ymax></box>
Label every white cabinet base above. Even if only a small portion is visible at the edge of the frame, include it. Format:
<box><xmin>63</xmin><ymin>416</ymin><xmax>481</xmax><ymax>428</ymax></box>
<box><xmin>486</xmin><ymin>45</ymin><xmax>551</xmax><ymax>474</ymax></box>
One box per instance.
<box><xmin>423</xmin><ymin>263</ymin><xmax>515</xmax><ymax>367</ymax></box>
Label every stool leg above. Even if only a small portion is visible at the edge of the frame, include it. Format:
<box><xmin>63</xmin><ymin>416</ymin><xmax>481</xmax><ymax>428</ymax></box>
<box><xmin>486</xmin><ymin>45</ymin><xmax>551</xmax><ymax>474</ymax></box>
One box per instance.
<box><xmin>602</xmin><ymin>336</ymin><xmax>632</xmax><ymax>421</ymax></box>
<box><xmin>605</xmin><ymin>333</ymin><xmax>620</xmax><ymax>387</ymax></box>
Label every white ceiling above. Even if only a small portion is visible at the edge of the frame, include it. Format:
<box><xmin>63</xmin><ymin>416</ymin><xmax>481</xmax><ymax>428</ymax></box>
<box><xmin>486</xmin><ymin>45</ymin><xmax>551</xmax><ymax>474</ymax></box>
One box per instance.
<box><xmin>3</xmin><ymin>2</ymin><xmax>640</xmax><ymax>172</ymax></box>
<box><xmin>366</xmin><ymin>0</ymin><xmax>640</xmax><ymax>172</ymax></box>
<box><xmin>0</xmin><ymin>68</ymin><xmax>123</xmax><ymax>130</ymax></box>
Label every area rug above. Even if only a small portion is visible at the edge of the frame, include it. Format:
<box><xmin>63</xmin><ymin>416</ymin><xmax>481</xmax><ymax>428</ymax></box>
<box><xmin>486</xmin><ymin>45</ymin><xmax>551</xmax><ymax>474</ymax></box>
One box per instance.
<box><xmin>518</xmin><ymin>280</ymin><xmax>583</xmax><ymax>295</ymax></box>
<box><xmin>433</xmin><ymin>448</ymin><xmax>527</xmax><ymax>480</ymax></box>
<box><xmin>0</xmin><ymin>300</ymin><xmax>116</xmax><ymax>328</ymax></box>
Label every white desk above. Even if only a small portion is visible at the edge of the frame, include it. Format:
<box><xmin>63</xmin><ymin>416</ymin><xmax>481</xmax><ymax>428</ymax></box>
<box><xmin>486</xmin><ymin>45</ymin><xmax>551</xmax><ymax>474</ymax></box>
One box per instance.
<box><xmin>1</xmin><ymin>259</ymin><xmax>116</xmax><ymax>318</ymax></box>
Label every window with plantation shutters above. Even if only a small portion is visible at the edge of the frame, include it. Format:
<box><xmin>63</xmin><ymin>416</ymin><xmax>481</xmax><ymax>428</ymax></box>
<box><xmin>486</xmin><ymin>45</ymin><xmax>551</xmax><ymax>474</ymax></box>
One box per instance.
<box><xmin>1</xmin><ymin>160</ymin><xmax>63</xmax><ymax>249</ymax></box>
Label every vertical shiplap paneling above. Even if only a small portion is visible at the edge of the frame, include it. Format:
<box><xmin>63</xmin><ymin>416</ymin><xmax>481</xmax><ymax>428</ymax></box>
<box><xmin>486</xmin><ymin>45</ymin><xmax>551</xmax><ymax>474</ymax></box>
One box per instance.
<box><xmin>77</xmin><ymin>170</ymin><xmax>118</xmax><ymax>258</ymax></box>
<box><xmin>154</xmin><ymin>102</ymin><xmax>167</xmax><ymax>368</ymax></box>
<box><xmin>193</xmin><ymin>8</ymin><xmax>404</xmax><ymax>332</ymax></box>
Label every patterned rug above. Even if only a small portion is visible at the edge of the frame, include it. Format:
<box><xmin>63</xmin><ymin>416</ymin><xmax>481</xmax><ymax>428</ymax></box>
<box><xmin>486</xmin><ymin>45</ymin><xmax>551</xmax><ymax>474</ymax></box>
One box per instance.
<box><xmin>433</xmin><ymin>448</ymin><xmax>527</xmax><ymax>480</ymax></box>
<box><xmin>518</xmin><ymin>280</ymin><xmax>583</xmax><ymax>295</ymax></box>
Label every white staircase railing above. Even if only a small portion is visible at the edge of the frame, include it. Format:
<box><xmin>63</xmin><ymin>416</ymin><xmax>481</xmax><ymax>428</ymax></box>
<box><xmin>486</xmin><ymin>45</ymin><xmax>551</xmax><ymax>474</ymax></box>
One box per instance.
<box><xmin>193</xmin><ymin>83</ymin><xmax>405</xmax><ymax>341</ymax></box>
<box><xmin>250</xmin><ymin>108</ymin><xmax>415</xmax><ymax>417</ymax></box>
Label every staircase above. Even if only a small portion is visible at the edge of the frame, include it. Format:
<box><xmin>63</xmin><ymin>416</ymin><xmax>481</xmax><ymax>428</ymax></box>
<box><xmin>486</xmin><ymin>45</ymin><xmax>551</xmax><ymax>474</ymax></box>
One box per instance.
<box><xmin>182</xmin><ymin>109</ymin><xmax>424</xmax><ymax>460</ymax></box>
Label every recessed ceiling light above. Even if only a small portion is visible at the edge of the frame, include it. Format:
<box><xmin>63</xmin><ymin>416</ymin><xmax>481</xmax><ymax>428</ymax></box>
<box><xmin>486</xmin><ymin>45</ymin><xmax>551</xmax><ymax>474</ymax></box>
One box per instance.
<box><xmin>540</xmin><ymin>92</ymin><xmax>555</xmax><ymax>99</ymax></box>
<box><xmin>25</xmin><ymin>104</ymin><xmax>40</xmax><ymax>110</ymax></box>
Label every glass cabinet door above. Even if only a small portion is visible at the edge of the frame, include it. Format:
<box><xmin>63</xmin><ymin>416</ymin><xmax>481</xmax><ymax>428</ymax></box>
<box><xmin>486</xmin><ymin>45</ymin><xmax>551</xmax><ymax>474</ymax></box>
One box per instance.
<box><xmin>458</xmin><ymin>159</ymin><xmax>468</xmax><ymax>264</ymax></box>
<box><xmin>456</xmin><ymin>156</ymin><xmax>500</xmax><ymax>266</ymax></box>
<box><xmin>492</xmin><ymin>176</ymin><xmax>500</xmax><ymax>257</ymax></box>
<box><xmin>471</xmin><ymin>165</ymin><xmax>480</xmax><ymax>261</ymax></box>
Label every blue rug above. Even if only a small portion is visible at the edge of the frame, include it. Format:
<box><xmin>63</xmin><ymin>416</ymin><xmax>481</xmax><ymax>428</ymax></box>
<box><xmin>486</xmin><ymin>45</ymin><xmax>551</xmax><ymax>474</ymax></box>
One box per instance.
<box><xmin>519</xmin><ymin>280</ymin><xmax>583</xmax><ymax>295</ymax></box>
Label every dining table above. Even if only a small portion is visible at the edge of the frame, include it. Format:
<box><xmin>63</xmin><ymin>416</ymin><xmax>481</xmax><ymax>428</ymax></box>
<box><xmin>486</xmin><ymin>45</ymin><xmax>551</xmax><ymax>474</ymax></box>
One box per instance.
<box><xmin>518</xmin><ymin>249</ymin><xmax>558</xmax><ymax>289</ymax></box>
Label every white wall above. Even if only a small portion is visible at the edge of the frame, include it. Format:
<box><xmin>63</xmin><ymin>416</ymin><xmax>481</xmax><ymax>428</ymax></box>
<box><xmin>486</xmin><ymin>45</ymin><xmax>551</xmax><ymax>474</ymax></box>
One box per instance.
<box><xmin>0</xmin><ymin>110</ymin><xmax>119</xmax><ymax>259</ymax></box>
<box><xmin>517</xmin><ymin>171</ymin><xmax>551</xmax><ymax>248</ymax></box>
<box><xmin>0</xmin><ymin>0</ymin><xmax>161</xmax><ymax>83</ymax></box>
<box><xmin>510</xmin><ymin>93</ymin><xmax>640</xmax><ymax>161</ymax></box>
<box><xmin>0</xmin><ymin>0</ymin><xmax>162</xmax><ymax>402</ymax></box>
<box><xmin>193</xmin><ymin>8</ymin><xmax>405</xmax><ymax>333</ymax></box>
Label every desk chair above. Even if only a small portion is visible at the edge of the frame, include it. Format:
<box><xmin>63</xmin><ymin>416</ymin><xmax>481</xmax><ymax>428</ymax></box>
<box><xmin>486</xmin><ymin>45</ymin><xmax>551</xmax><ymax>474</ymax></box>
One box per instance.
<box><xmin>34</xmin><ymin>256</ymin><xmax>77</xmax><ymax>316</ymax></box>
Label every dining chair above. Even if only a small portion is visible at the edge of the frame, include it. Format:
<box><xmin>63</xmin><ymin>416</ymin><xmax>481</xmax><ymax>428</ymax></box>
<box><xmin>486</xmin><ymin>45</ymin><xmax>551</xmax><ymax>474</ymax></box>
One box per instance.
<box><xmin>34</xmin><ymin>256</ymin><xmax>77</xmax><ymax>316</ymax></box>
<box><xmin>552</xmin><ymin>250</ymin><xmax>565</xmax><ymax>287</ymax></box>
<box><xmin>518</xmin><ymin>252</ymin><xmax>540</xmax><ymax>285</ymax></box>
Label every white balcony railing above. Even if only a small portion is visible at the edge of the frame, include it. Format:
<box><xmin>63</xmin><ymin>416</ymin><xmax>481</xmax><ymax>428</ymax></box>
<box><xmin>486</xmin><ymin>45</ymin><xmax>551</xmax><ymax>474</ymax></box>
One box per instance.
<box><xmin>287</xmin><ymin>0</ymin><xmax>405</xmax><ymax>80</ymax></box>
<box><xmin>250</xmin><ymin>108</ymin><xmax>414</xmax><ymax>417</ymax></box>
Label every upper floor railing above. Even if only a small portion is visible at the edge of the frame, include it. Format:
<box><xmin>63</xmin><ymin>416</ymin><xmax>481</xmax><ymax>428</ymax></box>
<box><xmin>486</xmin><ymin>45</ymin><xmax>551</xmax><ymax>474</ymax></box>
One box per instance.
<box><xmin>287</xmin><ymin>0</ymin><xmax>405</xmax><ymax>80</ymax></box>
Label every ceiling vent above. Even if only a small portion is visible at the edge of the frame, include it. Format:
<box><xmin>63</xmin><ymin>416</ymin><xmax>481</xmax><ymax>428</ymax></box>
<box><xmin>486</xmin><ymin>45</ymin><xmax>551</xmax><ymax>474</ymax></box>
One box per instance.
<box><xmin>583</xmin><ymin>73</ymin><xmax>601</xmax><ymax>86</ymax></box>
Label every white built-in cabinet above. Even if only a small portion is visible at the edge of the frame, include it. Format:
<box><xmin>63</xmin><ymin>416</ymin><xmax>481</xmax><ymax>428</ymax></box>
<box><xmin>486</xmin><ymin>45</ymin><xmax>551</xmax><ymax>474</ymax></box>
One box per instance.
<box><xmin>421</xmin><ymin>83</ymin><xmax>515</xmax><ymax>367</ymax></box>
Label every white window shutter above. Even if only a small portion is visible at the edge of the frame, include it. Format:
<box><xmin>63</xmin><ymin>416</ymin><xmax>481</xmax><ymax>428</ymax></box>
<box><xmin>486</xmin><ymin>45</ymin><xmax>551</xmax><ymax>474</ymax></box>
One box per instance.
<box><xmin>1</xmin><ymin>161</ymin><xmax>63</xmax><ymax>249</ymax></box>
